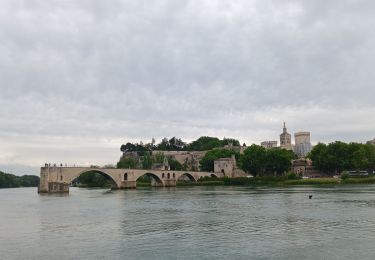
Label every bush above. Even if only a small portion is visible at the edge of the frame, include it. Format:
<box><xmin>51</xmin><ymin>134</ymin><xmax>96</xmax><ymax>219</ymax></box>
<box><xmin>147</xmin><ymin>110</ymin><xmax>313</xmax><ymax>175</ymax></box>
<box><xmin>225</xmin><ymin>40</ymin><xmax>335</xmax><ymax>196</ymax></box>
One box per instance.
<box><xmin>286</xmin><ymin>172</ymin><xmax>299</xmax><ymax>180</ymax></box>
<box><xmin>341</xmin><ymin>172</ymin><xmax>349</xmax><ymax>180</ymax></box>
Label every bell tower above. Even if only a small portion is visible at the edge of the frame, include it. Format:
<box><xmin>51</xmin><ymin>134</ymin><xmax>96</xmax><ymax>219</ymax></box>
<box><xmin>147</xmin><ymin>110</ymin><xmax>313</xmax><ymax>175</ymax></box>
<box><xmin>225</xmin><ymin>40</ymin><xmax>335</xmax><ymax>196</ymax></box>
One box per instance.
<box><xmin>280</xmin><ymin>122</ymin><xmax>292</xmax><ymax>150</ymax></box>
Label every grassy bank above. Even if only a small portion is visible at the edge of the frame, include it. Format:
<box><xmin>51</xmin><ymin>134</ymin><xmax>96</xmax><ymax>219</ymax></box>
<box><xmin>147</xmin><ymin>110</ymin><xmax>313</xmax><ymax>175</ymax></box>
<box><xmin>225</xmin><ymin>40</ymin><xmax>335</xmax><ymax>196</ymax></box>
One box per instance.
<box><xmin>341</xmin><ymin>176</ymin><xmax>375</xmax><ymax>184</ymax></box>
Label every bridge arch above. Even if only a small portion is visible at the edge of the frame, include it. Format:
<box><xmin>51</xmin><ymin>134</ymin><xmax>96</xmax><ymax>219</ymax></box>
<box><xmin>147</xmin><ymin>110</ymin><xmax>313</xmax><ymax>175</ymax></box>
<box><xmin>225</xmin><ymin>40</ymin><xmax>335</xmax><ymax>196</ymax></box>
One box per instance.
<box><xmin>136</xmin><ymin>172</ymin><xmax>163</xmax><ymax>186</ymax></box>
<box><xmin>72</xmin><ymin>169</ymin><xmax>119</xmax><ymax>189</ymax></box>
<box><xmin>178</xmin><ymin>173</ymin><xmax>197</xmax><ymax>182</ymax></box>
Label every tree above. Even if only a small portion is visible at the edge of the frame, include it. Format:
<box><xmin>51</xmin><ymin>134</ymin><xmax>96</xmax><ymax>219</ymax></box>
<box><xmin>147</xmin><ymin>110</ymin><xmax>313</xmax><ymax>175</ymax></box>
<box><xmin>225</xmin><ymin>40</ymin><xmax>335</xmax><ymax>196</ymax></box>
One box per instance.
<box><xmin>187</xmin><ymin>136</ymin><xmax>222</xmax><ymax>151</ymax></box>
<box><xmin>239</xmin><ymin>145</ymin><xmax>267</xmax><ymax>176</ymax></box>
<box><xmin>168</xmin><ymin>158</ymin><xmax>185</xmax><ymax>171</ymax></box>
<box><xmin>308</xmin><ymin>141</ymin><xmax>375</xmax><ymax>174</ymax></box>
<box><xmin>142</xmin><ymin>152</ymin><xmax>153</xmax><ymax>170</ymax></box>
<box><xmin>154</xmin><ymin>151</ymin><xmax>165</xmax><ymax>163</ymax></box>
<box><xmin>117</xmin><ymin>157</ymin><xmax>137</xmax><ymax>169</ymax></box>
<box><xmin>266</xmin><ymin>148</ymin><xmax>295</xmax><ymax>176</ymax></box>
<box><xmin>307</xmin><ymin>142</ymin><xmax>327</xmax><ymax>170</ymax></box>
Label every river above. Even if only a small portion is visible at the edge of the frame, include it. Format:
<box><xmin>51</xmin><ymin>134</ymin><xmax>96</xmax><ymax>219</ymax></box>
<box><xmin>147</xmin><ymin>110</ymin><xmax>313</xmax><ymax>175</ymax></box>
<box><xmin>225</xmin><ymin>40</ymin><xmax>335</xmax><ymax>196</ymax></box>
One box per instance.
<box><xmin>1</xmin><ymin>185</ymin><xmax>375</xmax><ymax>259</ymax></box>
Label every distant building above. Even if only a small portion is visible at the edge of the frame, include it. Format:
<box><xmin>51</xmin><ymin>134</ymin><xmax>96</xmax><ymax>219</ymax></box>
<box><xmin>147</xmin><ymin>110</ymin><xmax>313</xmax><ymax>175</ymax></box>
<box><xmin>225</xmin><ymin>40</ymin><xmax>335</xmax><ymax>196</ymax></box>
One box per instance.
<box><xmin>261</xmin><ymin>141</ymin><xmax>278</xmax><ymax>149</ymax></box>
<box><xmin>214</xmin><ymin>155</ymin><xmax>247</xmax><ymax>177</ymax></box>
<box><xmin>367</xmin><ymin>139</ymin><xmax>375</xmax><ymax>146</ymax></box>
<box><xmin>294</xmin><ymin>132</ymin><xmax>312</xmax><ymax>157</ymax></box>
<box><xmin>280</xmin><ymin>122</ymin><xmax>293</xmax><ymax>150</ymax></box>
<box><xmin>292</xmin><ymin>159</ymin><xmax>323</xmax><ymax>178</ymax></box>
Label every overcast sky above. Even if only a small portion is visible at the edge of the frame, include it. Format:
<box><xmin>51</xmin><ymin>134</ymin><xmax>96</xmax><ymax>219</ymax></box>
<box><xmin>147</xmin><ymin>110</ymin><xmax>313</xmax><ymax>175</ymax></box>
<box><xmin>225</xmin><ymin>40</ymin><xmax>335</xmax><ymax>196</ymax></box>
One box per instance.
<box><xmin>1</xmin><ymin>0</ymin><xmax>375</xmax><ymax>175</ymax></box>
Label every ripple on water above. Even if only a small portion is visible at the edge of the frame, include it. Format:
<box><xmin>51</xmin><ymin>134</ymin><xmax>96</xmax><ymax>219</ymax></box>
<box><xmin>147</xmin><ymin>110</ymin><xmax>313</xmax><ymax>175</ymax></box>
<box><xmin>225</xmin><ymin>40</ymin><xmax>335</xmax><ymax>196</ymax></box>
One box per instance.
<box><xmin>2</xmin><ymin>186</ymin><xmax>375</xmax><ymax>260</ymax></box>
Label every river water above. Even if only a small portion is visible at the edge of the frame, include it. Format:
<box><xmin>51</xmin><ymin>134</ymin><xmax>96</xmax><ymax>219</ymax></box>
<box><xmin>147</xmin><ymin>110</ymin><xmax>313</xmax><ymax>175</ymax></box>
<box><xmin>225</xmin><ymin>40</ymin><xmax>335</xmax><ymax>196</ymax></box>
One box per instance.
<box><xmin>1</xmin><ymin>185</ymin><xmax>375</xmax><ymax>259</ymax></box>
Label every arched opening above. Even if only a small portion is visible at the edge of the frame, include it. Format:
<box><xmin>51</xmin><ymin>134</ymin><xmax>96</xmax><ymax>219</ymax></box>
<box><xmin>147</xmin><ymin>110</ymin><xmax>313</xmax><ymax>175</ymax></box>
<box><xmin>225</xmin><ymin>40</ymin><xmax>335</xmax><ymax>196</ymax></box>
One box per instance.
<box><xmin>124</xmin><ymin>173</ymin><xmax>128</xmax><ymax>181</ymax></box>
<box><xmin>136</xmin><ymin>173</ymin><xmax>163</xmax><ymax>187</ymax></box>
<box><xmin>71</xmin><ymin>170</ymin><xmax>118</xmax><ymax>189</ymax></box>
<box><xmin>167</xmin><ymin>172</ymin><xmax>170</xmax><ymax>179</ymax></box>
<box><xmin>210</xmin><ymin>174</ymin><xmax>218</xmax><ymax>178</ymax></box>
<box><xmin>177</xmin><ymin>173</ymin><xmax>197</xmax><ymax>184</ymax></box>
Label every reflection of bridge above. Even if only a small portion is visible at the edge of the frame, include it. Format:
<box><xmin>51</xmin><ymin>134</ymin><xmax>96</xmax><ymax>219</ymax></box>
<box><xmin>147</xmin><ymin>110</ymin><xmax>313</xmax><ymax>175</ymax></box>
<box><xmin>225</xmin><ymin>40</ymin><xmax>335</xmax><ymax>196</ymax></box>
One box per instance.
<box><xmin>38</xmin><ymin>166</ymin><xmax>223</xmax><ymax>193</ymax></box>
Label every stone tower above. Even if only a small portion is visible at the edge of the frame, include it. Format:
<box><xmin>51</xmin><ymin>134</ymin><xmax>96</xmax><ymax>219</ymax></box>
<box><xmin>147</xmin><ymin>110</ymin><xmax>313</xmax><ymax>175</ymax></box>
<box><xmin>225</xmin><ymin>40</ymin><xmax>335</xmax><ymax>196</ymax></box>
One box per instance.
<box><xmin>280</xmin><ymin>122</ymin><xmax>292</xmax><ymax>150</ymax></box>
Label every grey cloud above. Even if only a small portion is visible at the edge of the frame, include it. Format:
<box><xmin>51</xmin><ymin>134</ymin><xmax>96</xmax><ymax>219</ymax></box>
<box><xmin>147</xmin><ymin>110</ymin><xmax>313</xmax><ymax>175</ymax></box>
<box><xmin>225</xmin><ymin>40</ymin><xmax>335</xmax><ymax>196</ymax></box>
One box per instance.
<box><xmin>0</xmin><ymin>0</ymin><xmax>375</xmax><ymax>173</ymax></box>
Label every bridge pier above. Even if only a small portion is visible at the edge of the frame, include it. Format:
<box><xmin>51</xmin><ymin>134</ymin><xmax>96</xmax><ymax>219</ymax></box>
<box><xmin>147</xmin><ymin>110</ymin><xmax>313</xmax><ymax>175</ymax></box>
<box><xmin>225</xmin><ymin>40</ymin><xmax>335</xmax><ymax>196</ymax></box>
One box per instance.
<box><xmin>163</xmin><ymin>179</ymin><xmax>177</xmax><ymax>187</ymax></box>
<box><xmin>120</xmin><ymin>181</ymin><xmax>136</xmax><ymax>189</ymax></box>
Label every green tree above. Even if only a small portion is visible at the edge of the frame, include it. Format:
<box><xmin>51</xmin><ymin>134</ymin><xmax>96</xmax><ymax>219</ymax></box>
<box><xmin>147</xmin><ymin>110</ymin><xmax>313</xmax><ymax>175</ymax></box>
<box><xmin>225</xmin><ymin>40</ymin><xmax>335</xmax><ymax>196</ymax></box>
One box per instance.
<box><xmin>308</xmin><ymin>141</ymin><xmax>375</xmax><ymax>174</ymax></box>
<box><xmin>239</xmin><ymin>145</ymin><xmax>267</xmax><ymax>176</ymax></box>
<box><xmin>168</xmin><ymin>158</ymin><xmax>185</xmax><ymax>171</ymax></box>
<box><xmin>266</xmin><ymin>148</ymin><xmax>295</xmax><ymax>176</ymax></box>
<box><xmin>117</xmin><ymin>157</ymin><xmax>137</xmax><ymax>169</ymax></box>
<box><xmin>154</xmin><ymin>152</ymin><xmax>165</xmax><ymax>163</ymax></box>
<box><xmin>187</xmin><ymin>136</ymin><xmax>223</xmax><ymax>151</ymax></box>
<box><xmin>142</xmin><ymin>152</ymin><xmax>153</xmax><ymax>169</ymax></box>
<box><xmin>307</xmin><ymin>142</ymin><xmax>327</xmax><ymax>170</ymax></box>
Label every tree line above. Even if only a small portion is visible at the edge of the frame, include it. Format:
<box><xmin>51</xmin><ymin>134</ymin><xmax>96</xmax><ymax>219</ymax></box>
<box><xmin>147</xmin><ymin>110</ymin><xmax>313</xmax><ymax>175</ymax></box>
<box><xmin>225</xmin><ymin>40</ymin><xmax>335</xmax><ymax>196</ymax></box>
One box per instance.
<box><xmin>120</xmin><ymin>136</ymin><xmax>242</xmax><ymax>154</ymax></box>
<box><xmin>0</xmin><ymin>171</ymin><xmax>40</xmax><ymax>188</ymax></box>
<box><xmin>308</xmin><ymin>142</ymin><xmax>375</xmax><ymax>174</ymax></box>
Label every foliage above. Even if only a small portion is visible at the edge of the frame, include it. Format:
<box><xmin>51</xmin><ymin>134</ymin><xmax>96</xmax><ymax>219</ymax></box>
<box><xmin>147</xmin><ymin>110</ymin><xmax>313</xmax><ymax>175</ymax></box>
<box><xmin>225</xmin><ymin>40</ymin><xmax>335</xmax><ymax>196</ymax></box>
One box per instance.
<box><xmin>0</xmin><ymin>171</ymin><xmax>39</xmax><ymax>188</ymax></box>
<box><xmin>120</xmin><ymin>142</ymin><xmax>150</xmax><ymax>155</ymax></box>
<box><xmin>239</xmin><ymin>145</ymin><xmax>295</xmax><ymax>176</ymax></box>
<box><xmin>142</xmin><ymin>152</ymin><xmax>153</xmax><ymax>170</ymax></box>
<box><xmin>153</xmin><ymin>151</ymin><xmax>165</xmax><ymax>164</ymax></box>
<box><xmin>77</xmin><ymin>171</ymin><xmax>111</xmax><ymax>188</ymax></box>
<box><xmin>168</xmin><ymin>158</ymin><xmax>185</xmax><ymax>171</ymax></box>
<box><xmin>341</xmin><ymin>172</ymin><xmax>349</xmax><ymax>180</ymax></box>
<box><xmin>117</xmin><ymin>157</ymin><xmax>137</xmax><ymax>169</ymax></box>
<box><xmin>187</xmin><ymin>136</ymin><xmax>240</xmax><ymax>151</ymax></box>
<box><xmin>286</xmin><ymin>172</ymin><xmax>299</xmax><ymax>180</ymax></box>
<box><xmin>156</xmin><ymin>137</ymin><xmax>187</xmax><ymax>151</ymax></box>
<box><xmin>307</xmin><ymin>142</ymin><xmax>375</xmax><ymax>174</ymax></box>
<box><xmin>199</xmin><ymin>149</ymin><xmax>239</xmax><ymax>172</ymax></box>
<box><xmin>239</xmin><ymin>145</ymin><xmax>267</xmax><ymax>176</ymax></box>
<box><xmin>119</xmin><ymin>136</ymin><xmax>241</xmax><ymax>155</ymax></box>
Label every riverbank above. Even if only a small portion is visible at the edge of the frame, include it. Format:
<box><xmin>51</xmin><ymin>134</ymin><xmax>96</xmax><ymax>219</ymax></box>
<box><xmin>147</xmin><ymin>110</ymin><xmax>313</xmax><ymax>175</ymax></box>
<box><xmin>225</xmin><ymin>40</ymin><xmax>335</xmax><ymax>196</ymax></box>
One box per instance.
<box><xmin>177</xmin><ymin>176</ymin><xmax>375</xmax><ymax>186</ymax></box>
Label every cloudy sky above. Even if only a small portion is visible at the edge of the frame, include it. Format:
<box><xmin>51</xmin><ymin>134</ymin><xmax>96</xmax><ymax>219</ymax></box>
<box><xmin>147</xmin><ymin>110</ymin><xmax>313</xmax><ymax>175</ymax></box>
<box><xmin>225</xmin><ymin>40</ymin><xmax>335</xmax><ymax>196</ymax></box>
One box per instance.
<box><xmin>1</xmin><ymin>0</ymin><xmax>375</xmax><ymax>175</ymax></box>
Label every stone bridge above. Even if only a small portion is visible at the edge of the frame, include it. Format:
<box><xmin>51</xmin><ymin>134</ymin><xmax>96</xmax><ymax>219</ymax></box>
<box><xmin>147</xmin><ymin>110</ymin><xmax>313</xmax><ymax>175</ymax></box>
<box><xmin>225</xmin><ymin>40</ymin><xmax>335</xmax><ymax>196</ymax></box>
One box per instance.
<box><xmin>38</xmin><ymin>166</ymin><xmax>223</xmax><ymax>193</ymax></box>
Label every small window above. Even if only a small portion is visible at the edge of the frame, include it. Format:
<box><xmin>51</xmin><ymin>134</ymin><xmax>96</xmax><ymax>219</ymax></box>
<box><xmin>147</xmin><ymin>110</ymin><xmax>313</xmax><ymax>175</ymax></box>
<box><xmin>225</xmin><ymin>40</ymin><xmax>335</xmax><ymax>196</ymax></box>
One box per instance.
<box><xmin>60</xmin><ymin>175</ymin><xmax>63</xmax><ymax>181</ymax></box>
<box><xmin>162</xmin><ymin>173</ymin><xmax>165</xmax><ymax>178</ymax></box>
<box><xmin>124</xmin><ymin>173</ymin><xmax>128</xmax><ymax>181</ymax></box>
<box><xmin>167</xmin><ymin>173</ymin><xmax>170</xmax><ymax>179</ymax></box>
<box><xmin>173</xmin><ymin>173</ymin><xmax>175</xmax><ymax>178</ymax></box>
